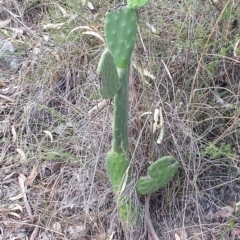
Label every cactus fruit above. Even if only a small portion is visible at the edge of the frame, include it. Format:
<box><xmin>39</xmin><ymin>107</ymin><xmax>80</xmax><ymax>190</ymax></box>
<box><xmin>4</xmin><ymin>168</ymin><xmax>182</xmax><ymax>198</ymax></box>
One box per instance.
<box><xmin>97</xmin><ymin>48</ymin><xmax>121</xmax><ymax>99</ymax></box>
<box><xmin>127</xmin><ymin>0</ymin><xmax>151</xmax><ymax>9</ymax></box>
<box><xmin>104</xmin><ymin>5</ymin><xmax>137</xmax><ymax>68</ymax></box>
<box><xmin>106</xmin><ymin>150</ymin><xmax>130</xmax><ymax>193</ymax></box>
<box><xmin>136</xmin><ymin>156</ymin><xmax>179</xmax><ymax>195</ymax></box>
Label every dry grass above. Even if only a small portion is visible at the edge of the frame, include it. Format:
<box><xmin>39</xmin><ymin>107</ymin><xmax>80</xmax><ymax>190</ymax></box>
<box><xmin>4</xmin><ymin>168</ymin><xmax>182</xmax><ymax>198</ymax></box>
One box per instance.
<box><xmin>0</xmin><ymin>0</ymin><xmax>240</xmax><ymax>239</ymax></box>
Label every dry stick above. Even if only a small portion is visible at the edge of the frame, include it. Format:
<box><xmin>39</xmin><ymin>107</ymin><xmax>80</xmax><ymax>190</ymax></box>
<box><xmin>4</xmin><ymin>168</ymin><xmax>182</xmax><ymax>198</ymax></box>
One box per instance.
<box><xmin>88</xmin><ymin>99</ymin><xmax>110</xmax><ymax>116</ymax></box>
<box><xmin>76</xmin><ymin>99</ymin><xmax>111</xmax><ymax>131</ymax></box>
<box><xmin>145</xmin><ymin>195</ymin><xmax>160</xmax><ymax>240</ymax></box>
<box><xmin>18</xmin><ymin>174</ymin><xmax>34</xmax><ymax>222</ymax></box>
<box><xmin>0</xmin><ymin>94</ymin><xmax>15</xmax><ymax>102</ymax></box>
<box><xmin>30</xmin><ymin>225</ymin><xmax>39</xmax><ymax>240</ymax></box>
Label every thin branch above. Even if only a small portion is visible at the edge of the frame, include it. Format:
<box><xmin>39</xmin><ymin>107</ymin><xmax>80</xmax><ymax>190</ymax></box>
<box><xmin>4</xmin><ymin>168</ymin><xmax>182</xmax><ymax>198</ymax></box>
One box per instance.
<box><xmin>145</xmin><ymin>195</ymin><xmax>160</xmax><ymax>240</ymax></box>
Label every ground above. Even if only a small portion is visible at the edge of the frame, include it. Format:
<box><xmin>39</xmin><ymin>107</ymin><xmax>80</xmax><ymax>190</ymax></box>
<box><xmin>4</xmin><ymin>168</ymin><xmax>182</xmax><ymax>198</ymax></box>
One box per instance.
<box><xmin>0</xmin><ymin>0</ymin><xmax>240</xmax><ymax>239</ymax></box>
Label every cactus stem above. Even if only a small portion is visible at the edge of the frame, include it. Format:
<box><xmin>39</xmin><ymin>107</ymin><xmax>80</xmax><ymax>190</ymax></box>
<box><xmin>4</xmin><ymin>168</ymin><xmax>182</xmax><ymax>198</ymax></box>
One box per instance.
<box><xmin>113</xmin><ymin>67</ymin><xmax>129</xmax><ymax>154</ymax></box>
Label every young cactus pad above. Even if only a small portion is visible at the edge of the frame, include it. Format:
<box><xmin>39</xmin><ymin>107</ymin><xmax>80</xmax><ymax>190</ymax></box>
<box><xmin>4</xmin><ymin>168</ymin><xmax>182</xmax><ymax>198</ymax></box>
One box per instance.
<box><xmin>127</xmin><ymin>0</ymin><xmax>151</xmax><ymax>9</ymax></box>
<box><xmin>106</xmin><ymin>150</ymin><xmax>130</xmax><ymax>193</ymax></box>
<box><xmin>136</xmin><ymin>156</ymin><xmax>179</xmax><ymax>195</ymax></box>
<box><xmin>97</xmin><ymin>48</ymin><xmax>121</xmax><ymax>99</ymax></box>
<box><xmin>104</xmin><ymin>5</ymin><xmax>137</xmax><ymax>68</ymax></box>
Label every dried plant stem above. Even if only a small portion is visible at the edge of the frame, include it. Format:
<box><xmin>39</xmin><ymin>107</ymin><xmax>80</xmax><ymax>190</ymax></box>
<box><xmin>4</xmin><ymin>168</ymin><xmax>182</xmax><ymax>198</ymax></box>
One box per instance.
<box><xmin>145</xmin><ymin>195</ymin><xmax>159</xmax><ymax>240</ymax></box>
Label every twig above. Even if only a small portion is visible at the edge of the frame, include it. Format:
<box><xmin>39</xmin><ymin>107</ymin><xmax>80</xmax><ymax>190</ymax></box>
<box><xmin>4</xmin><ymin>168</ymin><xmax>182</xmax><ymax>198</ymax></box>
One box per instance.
<box><xmin>145</xmin><ymin>195</ymin><xmax>160</xmax><ymax>240</ymax></box>
<box><xmin>18</xmin><ymin>174</ymin><xmax>34</xmax><ymax>222</ymax></box>
<box><xmin>0</xmin><ymin>94</ymin><xmax>15</xmax><ymax>102</ymax></box>
<box><xmin>77</xmin><ymin>99</ymin><xmax>111</xmax><ymax>131</ymax></box>
<box><xmin>30</xmin><ymin>225</ymin><xmax>39</xmax><ymax>240</ymax></box>
<box><xmin>88</xmin><ymin>99</ymin><xmax>110</xmax><ymax>116</ymax></box>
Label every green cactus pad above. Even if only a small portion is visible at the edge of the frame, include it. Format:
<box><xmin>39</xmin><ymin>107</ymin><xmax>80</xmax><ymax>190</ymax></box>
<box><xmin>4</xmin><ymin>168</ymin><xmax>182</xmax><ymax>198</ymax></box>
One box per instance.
<box><xmin>106</xmin><ymin>150</ymin><xmax>130</xmax><ymax>193</ymax></box>
<box><xmin>127</xmin><ymin>0</ymin><xmax>150</xmax><ymax>9</ymax></box>
<box><xmin>97</xmin><ymin>48</ymin><xmax>121</xmax><ymax>99</ymax></box>
<box><xmin>104</xmin><ymin>5</ymin><xmax>137</xmax><ymax>68</ymax></box>
<box><xmin>136</xmin><ymin>156</ymin><xmax>179</xmax><ymax>195</ymax></box>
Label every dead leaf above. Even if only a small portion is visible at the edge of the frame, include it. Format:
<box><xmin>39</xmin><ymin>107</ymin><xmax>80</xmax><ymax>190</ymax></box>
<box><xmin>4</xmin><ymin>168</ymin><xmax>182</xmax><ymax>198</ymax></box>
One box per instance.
<box><xmin>0</xmin><ymin>78</ymin><xmax>7</xmax><ymax>87</ymax></box>
<box><xmin>0</xmin><ymin>204</ymin><xmax>22</xmax><ymax>219</ymax></box>
<box><xmin>213</xmin><ymin>206</ymin><xmax>234</xmax><ymax>219</ymax></box>
<box><xmin>175</xmin><ymin>229</ymin><xmax>188</xmax><ymax>240</ymax></box>
<box><xmin>236</xmin><ymin>201</ymin><xmax>240</xmax><ymax>212</ymax></box>
<box><xmin>87</xmin><ymin>2</ymin><xmax>95</xmax><ymax>10</ymax></box>
<box><xmin>26</xmin><ymin>165</ymin><xmax>38</xmax><ymax>186</ymax></box>
<box><xmin>43</xmin><ymin>23</ymin><xmax>65</xmax><ymax>30</ymax></box>
<box><xmin>11</xmin><ymin>125</ymin><xmax>17</xmax><ymax>143</ymax></box>
<box><xmin>68</xmin><ymin>25</ymin><xmax>91</xmax><ymax>36</ymax></box>
<box><xmin>8</xmin><ymin>211</ymin><xmax>21</xmax><ymax>218</ymax></box>
<box><xmin>58</xmin><ymin>5</ymin><xmax>68</xmax><ymax>17</ymax></box>
<box><xmin>132</xmin><ymin>62</ymin><xmax>156</xmax><ymax>80</ymax></box>
<box><xmin>3</xmin><ymin>171</ymin><xmax>17</xmax><ymax>181</ymax></box>
<box><xmin>30</xmin><ymin>225</ymin><xmax>39</xmax><ymax>240</ymax></box>
<box><xmin>152</xmin><ymin>107</ymin><xmax>164</xmax><ymax>144</ymax></box>
<box><xmin>8</xmin><ymin>27</ymin><xmax>24</xmax><ymax>37</ymax></box>
<box><xmin>231</xmin><ymin>228</ymin><xmax>240</xmax><ymax>239</ymax></box>
<box><xmin>0</xmin><ymin>93</ymin><xmax>15</xmax><ymax>102</ymax></box>
<box><xmin>91</xmin><ymin>233</ymin><xmax>106</xmax><ymax>240</ymax></box>
<box><xmin>68</xmin><ymin>26</ymin><xmax>104</xmax><ymax>42</ymax></box>
<box><xmin>175</xmin><ymin>233</ymin><xmax>181</xmax><ymax>240</ymax></box>
<box><xmin>18</xmin><ymin>174</ymin><xmax>34</xmax><ymax>222</ymax></box>
<box><xmin>0</xmin><ymin>19</ymin><xmax>11</xmax><ymax>28</ymax></box>
<box><xmin>9</xmin><ymin>193</ymin><xmax>25</xmax><ymax>201</ymax></box>
<box><xmin>82</xmin><ymin>31</ymin><xmax>104</xmax><ymax>42</ymax></box>
<box><xmin>16</xmin><ymin>148</ymin><xmax>26</xmax><ymax>162</ymax></box>
<box><xmin>43</xmin><ymin>130</ymin><xmax>53</xmax><ymax>142</ymax></box>
<box><xmin>9</xmin><ymin>204</ymin><xmax>22</xmax><ymax>212</ymax></box>
<box><xmin>52</xmin><ymin>222</ymin><xmax>62</xmax><ymax>233</ymax></box>
<box><xmin>67</xmin><ymin>225</ymin><xmax>86</xmax><ymax>235</ymax></box>
<box><xmin>233</xmin><ymin>39</ymin><xmax>240</xmax><ymax>57</ymax></box>
<box><xmin>146</xmin><ymin>23</ymin><xmax>157</xmax><ymax>33</ymax></box>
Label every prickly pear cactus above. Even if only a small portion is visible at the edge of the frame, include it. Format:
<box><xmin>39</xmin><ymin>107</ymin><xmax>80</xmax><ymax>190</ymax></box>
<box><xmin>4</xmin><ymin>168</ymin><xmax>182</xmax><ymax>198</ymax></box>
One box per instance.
<box><xmin>106</xmin><ymin>150</ymin><xmax>130</xmax><ymax>193</ymax></box>
<box><xmin>127</xmin><ymin>0</ymin><xmax>150</xmax><ymax>9</ymax></box>
<box><xmin>136</xmin><ymin>156</ymin><xmax>179</xmax><ymax>195</ymax></box>
<box><xmin>97</xmin><ymin>48</ymin><xmax>121</xmax><ymax>99</ymax></box>
<box><xmin>104</xmin><ymin>5</ymin><xmax>137</xmax><ymax>68</ymax></box>
<box><xmin>97</xmin><ymin>0</ymin><xmax>179</xmax><ymax>232</ymax></box>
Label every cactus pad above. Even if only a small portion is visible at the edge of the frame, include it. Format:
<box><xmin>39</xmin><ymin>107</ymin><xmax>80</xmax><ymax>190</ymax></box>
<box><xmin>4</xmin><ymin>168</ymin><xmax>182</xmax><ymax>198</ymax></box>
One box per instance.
<box><xmin>136</xmin><ymin>156</ymin><xmax>179</xmax><ymax>195</ymax></box>
<box><xmin>104</xmin><ymin>5</ymin><xmax>137</xmax><ymax>68</ymax></box>
<box><xmin>97</xmin><ymin>48</ymin><xmax>121</xmax><ymax>99</ymax></box>
<box><xmin>127</xmin><ymin>0</ymin><xmax>150</xmax><ymax>9</ymax></box>
<box><xmin>106</xmin><ymin>150</ymin><xmax>130</xmax><ymax>193</ymax></box>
